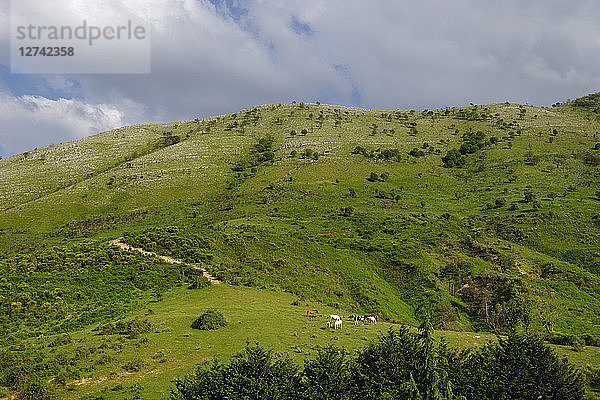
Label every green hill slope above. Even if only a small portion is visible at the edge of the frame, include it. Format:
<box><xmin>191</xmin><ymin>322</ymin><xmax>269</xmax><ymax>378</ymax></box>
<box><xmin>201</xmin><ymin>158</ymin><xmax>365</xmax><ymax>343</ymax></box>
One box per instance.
<box><xmin>0</xmin><ymin>97</ymin><xmax>599</xmax><ymax>397</ymax></box>
<box><xmin>1</xmin><ymin>100</ymin><xmax>599</xmax><ymax>328</ymax></box>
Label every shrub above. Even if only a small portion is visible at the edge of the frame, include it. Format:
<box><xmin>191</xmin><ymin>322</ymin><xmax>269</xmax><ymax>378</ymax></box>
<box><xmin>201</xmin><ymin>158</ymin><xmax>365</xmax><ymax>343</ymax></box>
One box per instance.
<box><xmin>161</xmin><ymin>131</ymin><xmax>181</xmax><ymax>147</ymax></box>
<box><xmin>409</xmin><ymin>148</ymin><xmax>425</xmax><ymax>158</ymax></box>
<box><xmin>191</xmin><ymin>310</ymin><xmax>227</xmax><ymax>330</ymax></box>
<box><xmin>584</xmin><ymin>153</ymin><xmax>600</xmax><ymax>166</ymax></box>
<box><xmin>545</xmin><ymin>331</ymin><xmax>584</xmax><ymax>349</ymax></box>
<box><xmin>185</xmin><ymin>268</ymin><xmax>211</xmax><ymax>289</ymax></box>
<box><xmin>123</xmin><ymin>359</ymin><xmax>144</xmax><ymax>372</ymax></box>
<box><xmin>524</xmin><ymin>190</ymin><xmax>535</xmax><ymax>203</ymax></box>
<box><xmin>97</xmin><ymin>318</ymin><xmax>153</xmax><ymax>339</ymax></box>
<box><xmin>459</xmin><ymin>142</ymin><xmax>479</xmax><ymax>155</ymax></box>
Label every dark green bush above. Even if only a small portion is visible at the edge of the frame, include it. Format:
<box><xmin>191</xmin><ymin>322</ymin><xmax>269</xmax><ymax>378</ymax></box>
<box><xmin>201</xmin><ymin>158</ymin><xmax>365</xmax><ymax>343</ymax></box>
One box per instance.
<box><xmin>191</xmin><ymin>310</ymin><xmax>227</xmax><ymax>330</ymax></box>
<box><xmin>442</xmin><ymin>149</ymin><xmax>465</xmax><ymax>167</ymax></box>
<box><xmin>584</xmin><ymin>364</ymin><xmax>600</xmax><ymax>389</ymax></box>
<box><xmin>123</xmin><ymin>359</ymin><xmax>144</xmax><ymax>372</ymax></box>
<box><xmin>581</xmin><ymin>334</ymin><xmax>600</xmax><ymax>347</ymax></box>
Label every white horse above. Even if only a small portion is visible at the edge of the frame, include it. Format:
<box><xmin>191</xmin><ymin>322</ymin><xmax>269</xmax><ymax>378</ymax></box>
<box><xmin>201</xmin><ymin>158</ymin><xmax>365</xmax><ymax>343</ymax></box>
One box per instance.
<box><xmin>334</xmin><ymin>319</ymin><xmax>342</xmax><ymax>329</ymax></box>
<box><xmin>329</xmin><ymin>314</ymin><xmax>342</xmax><ymax>321</ymax></box>
<box><xmin>366</xmin><ymin>316</ymin><xmax>377</xmax><ymax>325</ymax></box>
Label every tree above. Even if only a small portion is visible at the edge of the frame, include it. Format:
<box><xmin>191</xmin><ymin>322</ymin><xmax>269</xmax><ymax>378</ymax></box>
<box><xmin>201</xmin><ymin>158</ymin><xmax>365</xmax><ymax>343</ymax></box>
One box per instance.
<box><xmin>419</xmin><ymin>315</ymin><xmax>442</xmax><ymax>400</ymax></box>
<box><xmin>442</xmin><ymin>149</ymin><xmax>465</xmax><ymax>168</ymax></box>
<box><xmin>303</xmin><ymin>347</ymin><xmax>351</xmax><ymax>400</ymax></box>
<box><xmin>349</xmin><ymin>327</ymin><xmax>423</xmax><ymax>399</ymax></box>
<box><xmin>452</xmin><ymin>335</ymin><xmax>585</xmax><ymax>400</ymax></box>
<box><xmin>171</xmin><ymin>344</ymin><xmax>301</xmax><ymax>400</ymax></box>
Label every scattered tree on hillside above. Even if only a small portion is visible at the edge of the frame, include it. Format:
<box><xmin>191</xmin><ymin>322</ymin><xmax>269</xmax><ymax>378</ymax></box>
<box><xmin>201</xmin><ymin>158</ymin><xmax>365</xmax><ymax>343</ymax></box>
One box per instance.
<box><xmin>442</xmin><ymin>149</ymin><xmax>465</xmax><ymax>168</ymax></box>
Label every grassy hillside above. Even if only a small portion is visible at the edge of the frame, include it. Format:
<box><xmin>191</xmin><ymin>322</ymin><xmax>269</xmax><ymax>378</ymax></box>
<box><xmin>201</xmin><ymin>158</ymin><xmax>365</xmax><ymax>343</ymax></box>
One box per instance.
<box><xmin>0</xmin><ymin>96</ymin><xmax>599</xmax><ymax>398</ymax></box>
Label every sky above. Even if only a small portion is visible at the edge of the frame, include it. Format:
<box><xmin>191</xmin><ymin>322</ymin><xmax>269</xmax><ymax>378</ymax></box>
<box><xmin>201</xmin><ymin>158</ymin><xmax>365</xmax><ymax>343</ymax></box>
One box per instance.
<box><xmin>1</xmin><ymin>0</ymin><xmax>600</xmax><ymax>158</ymax></box>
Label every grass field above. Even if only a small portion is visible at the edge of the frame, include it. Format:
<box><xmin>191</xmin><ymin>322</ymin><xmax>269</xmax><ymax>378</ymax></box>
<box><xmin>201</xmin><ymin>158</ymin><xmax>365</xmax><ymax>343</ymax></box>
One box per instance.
<box><xmin>19</xmin><ymin>284</ymin><xmax>597</xmax><ymax>400</ymax></box>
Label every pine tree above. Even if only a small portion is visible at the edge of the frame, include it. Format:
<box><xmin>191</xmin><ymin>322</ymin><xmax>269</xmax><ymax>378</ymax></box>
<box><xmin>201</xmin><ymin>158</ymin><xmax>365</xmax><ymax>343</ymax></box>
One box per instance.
<box><xmin>419</xmin><ymin>314</ymin><xmax>442</xmax><ymax>400</ymax></box>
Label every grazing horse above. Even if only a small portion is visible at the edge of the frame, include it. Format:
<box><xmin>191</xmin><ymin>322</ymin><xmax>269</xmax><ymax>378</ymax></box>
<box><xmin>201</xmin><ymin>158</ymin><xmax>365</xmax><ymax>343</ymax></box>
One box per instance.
<box><xmin>353</xmin><ymin>315</ymin><xmax>365</xmax><ymax>325</ymax></box>
<box><xmin>329</xmin><ymin>314</ymin><xmax>342</xmax><ymax>321</ymax></box>
<box><xmin>366</xmin><ymin>316</ymin><xmax>377</xmax><ymax>325</ymax></box>
<box><xmin>334</xmin><ymin>319</ymin><xmax>342</xmax><ymax>329</ymax></box>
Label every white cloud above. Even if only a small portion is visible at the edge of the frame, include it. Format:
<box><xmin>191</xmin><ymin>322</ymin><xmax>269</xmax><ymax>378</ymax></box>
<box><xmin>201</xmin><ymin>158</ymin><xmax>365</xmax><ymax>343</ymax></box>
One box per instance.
<box><xmin>0</xmin><ymin>91</ymin><xmax>125</xmax><ymax>156</ymax></box>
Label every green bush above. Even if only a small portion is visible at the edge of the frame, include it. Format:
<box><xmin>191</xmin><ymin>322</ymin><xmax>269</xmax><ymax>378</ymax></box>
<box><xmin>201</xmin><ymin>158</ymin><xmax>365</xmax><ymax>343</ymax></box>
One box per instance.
<box><xmin>584</xmin><ymin>364</ymin><xmax>600</xmax><ymax>389</ymax></box>
<box><xmin>16</xmin><ymin>377</ymin><xmax>55</xmax><ymax>400</ymax></box>
<box><xmin>184</xmin><ymin>267</ymin><xmax>211</xmax><ymax>289</ymax></box>
<box><xmin>545</xmin><ymin>331</ymin><xmax>584</xmax><ymax>349</ymax></box>
<box><xmin>97</xmin><ymin>318</ymin><xmax>153</xmax><ymax>339</ymax></box>
<box><xmin>191</xmin><ymin>310</ymin><xmax>227</xmax><ymax>330</ymax></box>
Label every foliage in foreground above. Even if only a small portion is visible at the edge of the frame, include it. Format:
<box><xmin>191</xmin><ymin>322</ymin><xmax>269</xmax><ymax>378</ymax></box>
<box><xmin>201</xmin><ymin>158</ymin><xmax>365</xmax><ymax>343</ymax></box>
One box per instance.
<box><xmin>171</xmin><ymin>325</ymin><xmax>585</xmax><ymax>400</ymax></box>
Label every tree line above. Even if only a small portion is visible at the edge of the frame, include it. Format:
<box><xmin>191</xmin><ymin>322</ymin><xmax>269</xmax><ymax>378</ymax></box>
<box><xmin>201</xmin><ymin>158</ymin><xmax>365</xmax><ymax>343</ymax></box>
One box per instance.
<box><xmin>172</xmin><ymin>320</ymin><xmax>584</xmax><ymax>400</ymax></box>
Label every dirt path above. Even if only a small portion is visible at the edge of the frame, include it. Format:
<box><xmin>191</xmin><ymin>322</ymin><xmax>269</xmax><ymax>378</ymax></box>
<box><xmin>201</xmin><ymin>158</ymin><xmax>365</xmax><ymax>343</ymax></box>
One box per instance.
<box><xmin>109</xmin><ymin>238</ymin><xmax>220</xmax><ymax>284</ymax></box>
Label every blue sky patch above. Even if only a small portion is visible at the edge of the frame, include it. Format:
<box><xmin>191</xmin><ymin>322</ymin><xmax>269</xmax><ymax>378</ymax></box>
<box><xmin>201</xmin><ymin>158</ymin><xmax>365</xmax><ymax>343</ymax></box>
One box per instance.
<box><xmin>289</xmin><ymin>15</ymin><xmax>314</xmax><ymax>37</ymax></box>
<box><xmin>0</xmin><ymin>64</ymin><xmax>81</xmax><ymax>100</ymax></box>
